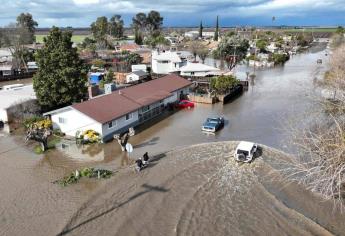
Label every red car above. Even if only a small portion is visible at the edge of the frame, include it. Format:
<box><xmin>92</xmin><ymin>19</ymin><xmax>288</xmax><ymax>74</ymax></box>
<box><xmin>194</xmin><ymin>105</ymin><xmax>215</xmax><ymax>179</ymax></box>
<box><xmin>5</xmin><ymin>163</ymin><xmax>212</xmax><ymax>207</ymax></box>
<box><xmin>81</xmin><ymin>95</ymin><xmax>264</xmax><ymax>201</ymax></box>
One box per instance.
<box><xmin>176</xmin><ymin>100</ymin><xmax>195</xmax><ymax>109</ymax></box>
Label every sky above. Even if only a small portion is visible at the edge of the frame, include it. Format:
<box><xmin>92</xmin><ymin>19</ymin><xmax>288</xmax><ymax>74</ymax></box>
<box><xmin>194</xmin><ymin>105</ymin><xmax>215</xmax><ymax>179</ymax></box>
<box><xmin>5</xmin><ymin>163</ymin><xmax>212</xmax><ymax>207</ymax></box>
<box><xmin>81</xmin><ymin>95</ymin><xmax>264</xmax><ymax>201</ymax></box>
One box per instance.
<box><xmin>0</xmin><ymin>0</ymin><xmax>344</xmax><ymax>27</ymax></box>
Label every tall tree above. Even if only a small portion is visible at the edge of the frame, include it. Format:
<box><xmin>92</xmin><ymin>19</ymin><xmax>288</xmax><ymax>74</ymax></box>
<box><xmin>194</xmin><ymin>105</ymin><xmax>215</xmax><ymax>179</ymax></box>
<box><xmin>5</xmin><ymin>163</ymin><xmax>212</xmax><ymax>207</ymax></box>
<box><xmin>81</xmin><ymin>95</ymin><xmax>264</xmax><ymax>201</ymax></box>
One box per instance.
<box><xmin>146</xmin><ymin>11</ymin><xmax>163</xmax><ymax>37</ymax></box>
<box><xmin>90</xmin><ymin>16</ymin><xmax>108</xmax><ymax>47</ymax></box>
<box><xmin>215</xmin><ymin>35</ymin><xmax>249</xmax><ymax>71</ymax></box>
<box><xmin>214</xmin><ymin>16</ymin><xmax>219</xmax><ymax>41</ymax></box>
<box><xmin>16</xmin><ymin>13</ymin><xmax>38</xmax><ymax>44</ymax></box>
<box><xmin>109</xmin><ymin>15</ymin><xmax>124</xmax><ymax>39</ymax></box>
<box><xmin>134</xmin><ymin>27</ymin><xmax>143</xmax><ymax>45</ymax></box>
<box><xmin>132</xmin><ymin>13</ymin><xmax>147</xmax><ymax>34</ymax></box>
<box><xmin>199</xmin><ymin>21</ymin><xmax>203</xmax><ymax>38</ymax></box>
<box><xmin>33</xmin><ymin>27</ymin><xmax>87</xmax><ymax>111</ymax></box>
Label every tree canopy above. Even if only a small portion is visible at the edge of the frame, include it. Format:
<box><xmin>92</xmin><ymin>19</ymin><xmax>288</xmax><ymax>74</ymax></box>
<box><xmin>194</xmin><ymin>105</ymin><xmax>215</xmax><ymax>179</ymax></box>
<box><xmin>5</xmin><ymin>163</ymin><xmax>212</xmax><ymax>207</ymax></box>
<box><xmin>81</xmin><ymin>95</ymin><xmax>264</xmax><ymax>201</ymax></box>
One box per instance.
<box><xmin>109</xmin><ymin>15</ymin><xmax>124</xmax><ymax>39</ymax></box>
<box><xmin>214</xmin><ymin>35</ymin><xmax>249</xmax><ymax>70</ymax></box>
<box><xmin>132</xmin><ymin>11</ymin><xmax>163</xmax><ymax>40</ymax></box>
<box><xmin>210</xmin><ymin>75</ymin><xmax>239</xmax><ymax>94</ymax></box>
<box><xmin>16</xmin><ymin>12</ymin><xmax>38</xmax><ymax>44</ymax></box>
<box><xmin>33</xmin><ymin>27</ymin><xmax>87</xmax><ymax>111</ymax></box>
<box><xmin>214</xmin><ymin>16</ymin><xmax>219</xmax><ymax>41</ymax></box>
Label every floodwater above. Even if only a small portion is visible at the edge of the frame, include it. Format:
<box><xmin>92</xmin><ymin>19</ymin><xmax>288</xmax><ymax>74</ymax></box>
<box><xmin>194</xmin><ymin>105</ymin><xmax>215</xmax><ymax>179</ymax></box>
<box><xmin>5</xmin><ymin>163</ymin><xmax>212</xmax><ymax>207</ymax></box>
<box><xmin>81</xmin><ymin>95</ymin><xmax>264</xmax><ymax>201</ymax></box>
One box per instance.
<box><xmin>0</xmin><ymin>43</ymin><xmax>336</xmax><ymax>235</ymax></box>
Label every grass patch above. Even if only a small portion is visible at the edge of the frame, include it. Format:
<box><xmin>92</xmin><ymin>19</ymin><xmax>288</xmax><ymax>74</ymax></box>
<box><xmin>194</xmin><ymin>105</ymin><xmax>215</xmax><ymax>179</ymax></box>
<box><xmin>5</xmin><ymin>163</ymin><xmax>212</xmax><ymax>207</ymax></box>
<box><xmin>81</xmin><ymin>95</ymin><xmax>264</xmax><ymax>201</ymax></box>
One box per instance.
<box><xmin>48</xmin><ymin>136</ymin><xmax>61</xmax><ymax>149</ymax></box>
<box><xmin>35</xmin><ymin>34</ymin><xmax>90</xmax><ymax>44</ymax></box>
<box><xmin>34</xmin><ymin>145</ymin><xmax>44</xmax><ymax>154</ymax></box>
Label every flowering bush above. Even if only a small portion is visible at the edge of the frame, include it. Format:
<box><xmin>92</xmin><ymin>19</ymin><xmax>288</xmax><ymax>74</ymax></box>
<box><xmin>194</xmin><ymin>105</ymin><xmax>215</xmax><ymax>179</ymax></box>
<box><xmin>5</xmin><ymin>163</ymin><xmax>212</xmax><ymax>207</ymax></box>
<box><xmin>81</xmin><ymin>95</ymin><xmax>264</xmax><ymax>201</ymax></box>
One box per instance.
<box><xmin>81</xmin><ymin>129</ymin><xmax>101</xmax><ymax>143</ymax></box>
<box><xmin>23</xmin><ymin>116</ymin><xmax>52</xmax><ymax>130</ymax></box>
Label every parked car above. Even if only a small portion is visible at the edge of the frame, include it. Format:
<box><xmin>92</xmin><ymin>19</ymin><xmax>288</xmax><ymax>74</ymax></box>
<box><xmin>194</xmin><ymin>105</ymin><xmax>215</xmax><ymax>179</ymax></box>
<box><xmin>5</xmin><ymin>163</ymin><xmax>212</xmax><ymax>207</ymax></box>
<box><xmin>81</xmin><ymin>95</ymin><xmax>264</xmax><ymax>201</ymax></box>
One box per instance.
<box><xmin>234</xmin><ymin>141</ymin><xmax>258</xmax><ymax>163</ymax></box>
<box><xmin>201</xmin><ymin>117</ymin><xmax>224</xmax><ymax>133</ymax></box>
<box><xmin>176</xmin><ymin>100</ymin><xmax>195</xmax><ymax>109</ymax></box>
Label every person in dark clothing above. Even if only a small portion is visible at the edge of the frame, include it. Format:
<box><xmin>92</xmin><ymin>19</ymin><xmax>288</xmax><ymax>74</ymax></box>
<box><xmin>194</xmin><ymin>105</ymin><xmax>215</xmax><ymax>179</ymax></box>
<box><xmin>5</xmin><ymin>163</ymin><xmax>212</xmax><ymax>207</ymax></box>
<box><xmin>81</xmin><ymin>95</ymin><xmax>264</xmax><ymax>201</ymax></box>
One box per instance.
<box><xmin>135</xmin><ymin>158</ymin><xmax>143</xmax><ymax>172</ymax></box>
<box><xmin>143</xmin><ymin>152</ymin><xmax>149</xmax><ymax>164</ymax></box>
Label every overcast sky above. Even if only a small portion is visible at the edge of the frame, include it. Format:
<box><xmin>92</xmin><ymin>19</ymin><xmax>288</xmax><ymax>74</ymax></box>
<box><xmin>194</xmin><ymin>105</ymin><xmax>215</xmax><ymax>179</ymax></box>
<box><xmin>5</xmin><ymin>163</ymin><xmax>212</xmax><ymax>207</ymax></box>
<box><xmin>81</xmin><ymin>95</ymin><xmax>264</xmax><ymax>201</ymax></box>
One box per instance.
<box><xmin>0</xmin><ymin>0</ymin><xmax>344</xmax><ymax>27</ymax></box>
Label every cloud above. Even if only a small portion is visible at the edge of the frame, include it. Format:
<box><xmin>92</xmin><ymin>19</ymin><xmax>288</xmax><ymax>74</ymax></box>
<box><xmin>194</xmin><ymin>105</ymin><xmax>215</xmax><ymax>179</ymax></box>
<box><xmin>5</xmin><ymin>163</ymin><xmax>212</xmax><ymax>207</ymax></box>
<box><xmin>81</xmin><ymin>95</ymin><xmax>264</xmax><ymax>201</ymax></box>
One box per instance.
<box><xmin>0</xmin><ymin>0</ymin><xmax>343</xmax><ymax>27</ymax></box>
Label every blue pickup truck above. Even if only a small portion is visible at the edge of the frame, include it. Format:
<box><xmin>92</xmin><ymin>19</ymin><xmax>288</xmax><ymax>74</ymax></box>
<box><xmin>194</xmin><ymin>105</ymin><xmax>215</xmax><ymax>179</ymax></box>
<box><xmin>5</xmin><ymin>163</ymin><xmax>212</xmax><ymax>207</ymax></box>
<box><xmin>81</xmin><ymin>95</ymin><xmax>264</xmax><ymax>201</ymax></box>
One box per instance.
<box><xmin>201</xmin><ymin>117</ymin><xmax>224</xmax><ymax>133</ymax></box>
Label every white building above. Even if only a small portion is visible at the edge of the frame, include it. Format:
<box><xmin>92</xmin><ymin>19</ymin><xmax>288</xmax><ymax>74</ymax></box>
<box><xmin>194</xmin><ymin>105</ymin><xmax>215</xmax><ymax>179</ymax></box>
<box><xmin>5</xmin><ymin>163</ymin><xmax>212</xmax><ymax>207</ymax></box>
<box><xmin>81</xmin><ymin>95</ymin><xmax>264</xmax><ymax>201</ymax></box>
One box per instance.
<box><xmin>180</xmin><ymin>62</ymin><xmax>220</xmax><ymax>77</ymax></box>
<box><xmin>267</xmin><ymin>42</ymin><xmax>279</xmax><ymax>53</ymax></box>
<box><xmin>44</xmin><ymin>74</ymin><xmax>192</xmax><ymax>142</ymax></box>
<box><xmin>131</xmin><ymin>64</ymin><xmax>147</xmax><ymax>72</ymax></box>
<box><xmin>151</xmin><ymin>51</ymin><xmax>186</xmax><ymax>74</ymax></box>
<box><xmin>184</xmin><ymin>31</ymin><xmax>215</xmax><ymax>39</ymax></box>
<box><xmin>126</xmin><ymin>70</ymin><xmax>148</xmax><ymax>83</ymax></box>
<box><xmin>0</xmin><ymin>84</ymin><xmax>36</xmax><ymax>122</ymax></box>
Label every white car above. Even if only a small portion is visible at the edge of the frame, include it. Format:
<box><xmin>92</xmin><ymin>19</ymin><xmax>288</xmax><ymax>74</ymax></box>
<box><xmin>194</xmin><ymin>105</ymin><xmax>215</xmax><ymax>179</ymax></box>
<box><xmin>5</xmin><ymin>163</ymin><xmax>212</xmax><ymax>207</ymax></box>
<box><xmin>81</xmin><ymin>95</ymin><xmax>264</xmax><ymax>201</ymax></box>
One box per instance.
<box><xmin>234</xmin><ymin>141</ymin><xmax>258</xmax><ymax>163</ymax></box>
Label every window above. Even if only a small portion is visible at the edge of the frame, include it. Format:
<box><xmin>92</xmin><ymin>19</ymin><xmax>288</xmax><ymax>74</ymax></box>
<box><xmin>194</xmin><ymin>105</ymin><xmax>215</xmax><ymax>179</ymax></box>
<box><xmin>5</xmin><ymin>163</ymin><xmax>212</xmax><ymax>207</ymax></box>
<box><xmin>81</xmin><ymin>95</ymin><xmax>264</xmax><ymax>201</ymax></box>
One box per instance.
<box><xmin>191</xmin><ymin>72</ymin><xmax>195</xmax><ymax>75</ymax></box>
<box><xmin>126</xmin><ymin>113</ymin><xmax>133</xmax><ymax>120</ymax></box>
<box><xmin>58</xmin><ymin>117</ymin><xmax>66</xmax><ymax>124</ymax></box>
<box><xmin>160</xmin><ymin>60</ymin><xmax>169</xmax><ymax>64</ymax></box>
<box><xmin>108</xmin><ymin>120</ymin><xmax>117</xmax><ymax>129</ymax></box>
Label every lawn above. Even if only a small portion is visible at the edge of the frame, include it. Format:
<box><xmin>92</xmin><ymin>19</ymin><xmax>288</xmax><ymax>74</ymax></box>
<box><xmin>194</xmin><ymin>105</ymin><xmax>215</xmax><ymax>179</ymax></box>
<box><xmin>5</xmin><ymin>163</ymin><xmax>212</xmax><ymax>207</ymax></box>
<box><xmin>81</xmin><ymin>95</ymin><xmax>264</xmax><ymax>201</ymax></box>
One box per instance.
<box><xmin>35</xmin><ymin>34</ymin><xmax>89</xmax><ymax>44</ymax></box>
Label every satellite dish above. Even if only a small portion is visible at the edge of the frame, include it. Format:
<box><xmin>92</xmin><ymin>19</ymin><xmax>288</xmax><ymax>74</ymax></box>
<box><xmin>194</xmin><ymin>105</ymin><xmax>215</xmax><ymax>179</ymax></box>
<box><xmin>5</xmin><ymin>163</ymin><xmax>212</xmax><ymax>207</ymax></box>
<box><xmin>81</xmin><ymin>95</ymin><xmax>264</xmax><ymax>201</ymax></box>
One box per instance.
<box><xmin>125</xmin><ymin>143</ymin><xmax>133</xmax><ymax>153</ymax></box>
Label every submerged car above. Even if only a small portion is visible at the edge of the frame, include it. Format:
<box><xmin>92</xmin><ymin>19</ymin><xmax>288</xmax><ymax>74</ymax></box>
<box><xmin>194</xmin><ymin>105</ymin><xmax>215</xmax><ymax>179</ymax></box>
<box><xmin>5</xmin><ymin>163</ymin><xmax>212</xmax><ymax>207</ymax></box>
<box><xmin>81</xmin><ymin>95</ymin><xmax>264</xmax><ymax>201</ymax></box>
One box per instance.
<box><xmin>176</xmin><ymin>100</ymin><xmax>195</xmax><ymax>109</ymax></box>
<box><xmin>234</xmin><ymin>141</ymin><xmax>258</xmax><ymax>163</ymax></box>
<box><xmin>201</xmin><ymin>117</ymin><xmax>224</xmax><ymax>133</ymax></box>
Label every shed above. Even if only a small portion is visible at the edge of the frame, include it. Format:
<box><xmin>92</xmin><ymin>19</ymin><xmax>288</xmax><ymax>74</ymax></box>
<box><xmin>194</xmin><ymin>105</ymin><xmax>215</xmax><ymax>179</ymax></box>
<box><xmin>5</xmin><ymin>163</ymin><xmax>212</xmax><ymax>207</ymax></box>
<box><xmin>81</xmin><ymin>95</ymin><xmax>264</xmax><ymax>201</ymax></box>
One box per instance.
<box><xmin>126</xmin><ymin>70</ymin><xmax>148</xmax><ymax>83</ymax></box>
<box><xmin>89</xmin><ymin>72</ymin><xmax>104</xmax><ymax>85</ymax></box>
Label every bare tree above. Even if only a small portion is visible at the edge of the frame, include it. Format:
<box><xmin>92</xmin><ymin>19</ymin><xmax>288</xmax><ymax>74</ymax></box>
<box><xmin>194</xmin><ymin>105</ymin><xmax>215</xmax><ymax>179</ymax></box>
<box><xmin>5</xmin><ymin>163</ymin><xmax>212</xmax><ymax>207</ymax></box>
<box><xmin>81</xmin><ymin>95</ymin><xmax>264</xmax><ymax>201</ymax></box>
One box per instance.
<box><xmin>280</xmin><ymin>43</ymin><xmax>345</xmax><ymax>210</ymax></box>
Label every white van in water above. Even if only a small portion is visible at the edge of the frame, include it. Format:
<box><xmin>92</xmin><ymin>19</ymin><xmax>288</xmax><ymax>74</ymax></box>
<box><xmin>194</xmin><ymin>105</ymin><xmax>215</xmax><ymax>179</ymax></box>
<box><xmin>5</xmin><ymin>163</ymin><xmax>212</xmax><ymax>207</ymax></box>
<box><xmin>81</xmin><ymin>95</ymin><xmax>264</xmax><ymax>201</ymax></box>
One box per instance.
<box><xmin>234</xmin><ymin>141</ymin><xmax>258</xmax><ymax>163</ymax></box>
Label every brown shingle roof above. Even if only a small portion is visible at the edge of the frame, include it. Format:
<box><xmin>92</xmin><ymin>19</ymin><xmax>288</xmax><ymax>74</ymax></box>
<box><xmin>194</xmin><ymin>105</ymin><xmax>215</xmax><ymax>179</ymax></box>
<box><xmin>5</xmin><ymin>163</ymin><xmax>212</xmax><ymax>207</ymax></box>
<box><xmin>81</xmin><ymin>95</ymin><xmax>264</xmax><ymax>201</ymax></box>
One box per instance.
<box><xmin>72</xmin><ymin>74</ymin><xmax>191</xmax><ymax>124</ymax></box>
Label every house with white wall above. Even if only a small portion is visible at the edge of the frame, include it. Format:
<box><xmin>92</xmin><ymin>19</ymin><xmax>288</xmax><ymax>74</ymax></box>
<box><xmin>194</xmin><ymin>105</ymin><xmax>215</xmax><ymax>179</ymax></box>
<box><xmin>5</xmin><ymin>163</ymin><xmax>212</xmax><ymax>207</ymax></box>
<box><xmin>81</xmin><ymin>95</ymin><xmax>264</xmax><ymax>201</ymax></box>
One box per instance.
<box><xmin>44</xmin><ymin>74</ymin><xmax>191</xmax><ymax>142</ymax></box>
<box><xmin>180</xmin><ymin>62</ymin><xmax>220</xmax><ymax>77</ymax></box>
<box><xmin>151</xmin><ymin>51</ymin><xmax>187</xmax><ymax>74</ymax></box>
<box><xmin>126</xmin><ymin>70</ymin><xmax>148</xmax><ymax>83</ymax></box>
<box><xmin>0</xmin><ymin>84</ymin><xmax>36</xmax><ymax>123</ymax></box>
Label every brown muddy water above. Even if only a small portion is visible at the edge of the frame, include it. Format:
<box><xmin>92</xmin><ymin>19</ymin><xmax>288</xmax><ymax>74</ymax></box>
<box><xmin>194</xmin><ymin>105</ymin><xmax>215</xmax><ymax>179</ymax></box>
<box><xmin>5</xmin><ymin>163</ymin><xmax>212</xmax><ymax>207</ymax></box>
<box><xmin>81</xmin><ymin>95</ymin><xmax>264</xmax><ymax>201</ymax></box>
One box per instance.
<box><xmin>1</xmin><ymin>43</ymin><xmax>341</xmax><ymax>236</ymax></box>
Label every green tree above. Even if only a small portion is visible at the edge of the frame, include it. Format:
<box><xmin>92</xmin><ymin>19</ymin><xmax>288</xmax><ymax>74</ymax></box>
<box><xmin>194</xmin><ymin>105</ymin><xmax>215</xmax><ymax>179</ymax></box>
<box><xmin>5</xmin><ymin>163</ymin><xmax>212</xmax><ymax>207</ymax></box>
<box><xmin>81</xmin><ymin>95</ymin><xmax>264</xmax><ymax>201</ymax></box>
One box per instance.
<box><xmin>197</xmin><ymin>47</ymin><xmax>209</xmax><ymax>64</ymax></box>
<box><xmin>146</xmin><ymin>10</ymin><xmax>163</xmax><ymax>37</ymax></box>
<box><xmin>214</xmin><ymin>16</ymin><xmax>219</xmax><ymax>41</ymax></box>
<box><xmin>256</xmin><ymin>39</ymin><xmax>268</xmax><ymax>52</ymax></box>
<box><xmin>90</xmin><ymin>16</ymin><xmax>108</xmax><ymax>47</ymax></box>
<box><xmin>99</xmin><ymin>68</ymin><xmax>114</xmax><ymax>88</ymax></box>
<box><xmin>210</xmin><ymin>75</ymin><xmax>239</xmax><ymax>94</ymax></box>
<box><xmin>33</xmin><ymin>27</ymin><xmax>87</xmax><ymax>111</ymax></box>
<box><xmin>144</xmin><ymin>34</ymin><xmax>170</xmax><ymax>49</ymax></box>
<box><xmin>109</xmin><ymin>15</ymin><xmax>124</xmax><ymax>39</ymax></box>
<box><xmin>134</xmin><ymin>27</ymin><xmax>143</xmax><ymax>45</ymax></box>
<box><xmin>132</xmin><ymin>13</ymin><xmax>147</xmax><ymax>37</ymax></box>
<box><xmin>214</xmin><ymin>35</ymin><xmax>249</xmax><ymax>70</ymax></box>
<box><xmin>199</xmin><ymin>21</ymin><xmax>203</xmax><ymax>38</ymax></box>
<box><xmin>336</xmin><ymin>26</ymin><xmax>345</xmax><ymax>35</ymax></box>
<box><xmin>16</xmin><ymin>12</ymin><xmax>38</xmax><ymax>44</ymax></box>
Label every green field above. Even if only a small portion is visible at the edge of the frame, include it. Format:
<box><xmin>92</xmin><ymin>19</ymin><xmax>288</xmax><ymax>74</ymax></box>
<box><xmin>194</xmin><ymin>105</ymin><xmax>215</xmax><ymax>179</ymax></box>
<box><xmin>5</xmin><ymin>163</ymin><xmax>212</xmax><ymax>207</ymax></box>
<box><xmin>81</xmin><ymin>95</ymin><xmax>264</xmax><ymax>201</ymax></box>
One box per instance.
<box><xmin>282</xmin><ymin>28</ymin><xmax>337</xmax><ymax>33</ymax></box>
<box><xmin>35</xmin><ymin>34</ymin><xmax>89</xmax><ymax>44</ymax></box>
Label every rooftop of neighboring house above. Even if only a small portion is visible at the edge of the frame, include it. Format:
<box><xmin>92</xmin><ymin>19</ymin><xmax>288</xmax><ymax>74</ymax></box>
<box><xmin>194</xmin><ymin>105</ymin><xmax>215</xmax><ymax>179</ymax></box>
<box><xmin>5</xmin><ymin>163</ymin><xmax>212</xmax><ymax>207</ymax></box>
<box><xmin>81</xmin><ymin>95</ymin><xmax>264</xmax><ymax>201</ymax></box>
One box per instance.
<box><xmin>130</xmin><ymin>70</ymin><xmax>148</xmax><ymax>77</ymax></box>
<box><xmin>152</xmin><ymin>50</ymin><xmax>182</xmax><ymax>63</ymax></box>
<box><xmin>46</xmin><ymin>74</ymin><xmax>191</xmax><ymax>124</ymax></box>
<box><xmin>180</xmin><ymin>62</ymin><xmax>220</xmax><ymax>72</ymax></box>
<box><xmin>0</xmin><ymin>84</ymin><xmax>36</xmax><ymax>110</ymax></box>
<box><xmin>120</xmin><ymin>43</ymin><xmax>141</xmax><ymax>52</ymax></box>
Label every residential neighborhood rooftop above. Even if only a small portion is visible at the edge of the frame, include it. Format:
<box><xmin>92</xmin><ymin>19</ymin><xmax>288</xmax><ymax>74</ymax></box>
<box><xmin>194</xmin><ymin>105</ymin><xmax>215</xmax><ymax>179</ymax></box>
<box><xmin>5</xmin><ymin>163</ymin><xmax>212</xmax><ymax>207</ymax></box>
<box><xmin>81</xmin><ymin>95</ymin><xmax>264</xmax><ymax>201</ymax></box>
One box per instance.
<box><xmin>71</xmin><ymin>74</ymin><xmax>191</xmax><ymax>124</ymax></box>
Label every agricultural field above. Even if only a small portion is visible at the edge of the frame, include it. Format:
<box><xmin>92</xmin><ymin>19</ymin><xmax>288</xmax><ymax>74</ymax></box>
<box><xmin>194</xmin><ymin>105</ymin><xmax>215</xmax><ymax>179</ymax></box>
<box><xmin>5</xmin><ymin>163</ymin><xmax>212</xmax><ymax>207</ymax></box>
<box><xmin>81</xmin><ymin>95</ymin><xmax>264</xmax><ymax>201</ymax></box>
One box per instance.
<box><xmin>35</xmin><ymin>34</ymin><xmax>89</xmax><ymax>44</ymax></box>
<box><xmin>282</xmin><ymin>28</ymin><xmax>337</xmax><ymax>33</ymax></box>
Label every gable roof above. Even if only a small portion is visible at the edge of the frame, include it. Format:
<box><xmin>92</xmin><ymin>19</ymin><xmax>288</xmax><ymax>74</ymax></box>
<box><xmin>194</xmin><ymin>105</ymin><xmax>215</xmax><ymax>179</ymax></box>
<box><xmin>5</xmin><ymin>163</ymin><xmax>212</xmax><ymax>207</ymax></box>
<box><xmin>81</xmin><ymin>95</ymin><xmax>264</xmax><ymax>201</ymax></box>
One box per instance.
<box><xmin>71</xmin><ymin>74</ymin><xmax>191</xmax><ymax>124</ymax></box>
<box><xmin>152</xmin><ymin>51</ymin><xmax>182</xmax><ymax>63</ymax></box>
<box><xmin>130</xmin><ymin>70</ymin><xmax>148</xmax><ymax>77</ymax></box>
<box><xmin>180</xmin><ymin>62</ymin><xmax>220</xmax><ymax>72</ymax></box>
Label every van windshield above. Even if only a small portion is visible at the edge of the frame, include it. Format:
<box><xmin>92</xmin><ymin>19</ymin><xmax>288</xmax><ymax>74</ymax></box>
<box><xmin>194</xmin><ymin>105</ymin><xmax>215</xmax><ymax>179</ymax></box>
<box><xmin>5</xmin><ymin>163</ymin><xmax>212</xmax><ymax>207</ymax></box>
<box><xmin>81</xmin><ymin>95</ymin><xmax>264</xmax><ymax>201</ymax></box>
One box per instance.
<box><xmin>237</xmin><ymin>150</ymin><xmax>249</xmax><ymax>156</ymax></box>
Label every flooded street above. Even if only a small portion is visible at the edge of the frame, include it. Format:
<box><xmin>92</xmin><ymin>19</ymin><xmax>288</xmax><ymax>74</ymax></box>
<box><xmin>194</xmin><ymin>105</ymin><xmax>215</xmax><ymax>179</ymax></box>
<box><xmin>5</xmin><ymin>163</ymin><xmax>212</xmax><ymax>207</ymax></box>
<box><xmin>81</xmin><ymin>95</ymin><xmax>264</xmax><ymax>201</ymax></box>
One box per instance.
<box><xmin>0</xmin><ymin>43</ymin><xmax>336</xmax><ymax>236</ymax></box>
